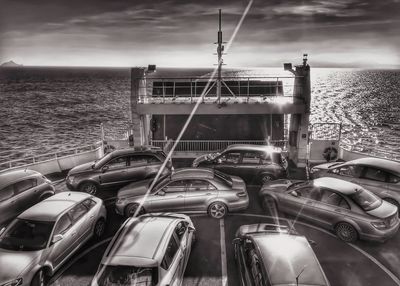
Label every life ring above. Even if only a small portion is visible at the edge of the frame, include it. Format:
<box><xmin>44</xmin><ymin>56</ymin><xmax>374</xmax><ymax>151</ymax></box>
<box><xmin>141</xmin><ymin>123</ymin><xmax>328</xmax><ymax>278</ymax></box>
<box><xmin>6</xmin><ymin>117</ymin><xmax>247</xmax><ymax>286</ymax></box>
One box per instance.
<box><xmin>323</xmin><ymin>147</ymin><xmax>338</xmax><ymax>162</ymax></box>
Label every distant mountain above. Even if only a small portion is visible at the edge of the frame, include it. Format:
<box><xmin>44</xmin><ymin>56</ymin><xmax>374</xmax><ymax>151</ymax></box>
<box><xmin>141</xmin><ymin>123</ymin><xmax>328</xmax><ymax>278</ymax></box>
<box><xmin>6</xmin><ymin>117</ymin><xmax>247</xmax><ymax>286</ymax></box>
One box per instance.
<box><xmin>1</xmin><ymin>60</ymin><xmax>23</xmax><ymax>67</ymax></box>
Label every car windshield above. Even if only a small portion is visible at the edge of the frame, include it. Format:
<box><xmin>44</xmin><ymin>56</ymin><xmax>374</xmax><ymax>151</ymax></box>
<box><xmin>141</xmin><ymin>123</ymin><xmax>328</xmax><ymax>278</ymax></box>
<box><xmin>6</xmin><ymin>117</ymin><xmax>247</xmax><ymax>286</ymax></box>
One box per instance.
<box><xmin>349</xmin><ymin>188</ymin><xmax>382</xmax><ymax>211</ymax></box>
<box><xmin>0</xmin><ymin>219</ymin><xmax>54</xmax><ymax>251</ymax></box>
<box><xmin>94</xmin><ymin>153</ymin><xmax>113</xmax><ymax>168</ymax></box>
<box><xmin>214</xmin><ymin>170</ymin><xmax>233</xmax><ymax>187</ymax></box>
<box><xmin>287</xmin><ymin>181</ymin><xmax>308</xmax><ymax>192</ymax></box>
<box><xmin>150</xmin><ymin>174</ymin><xmax>170</xmax><ymax>192</ymax></box>
<box><xmin>96</xmin><ymin>265</ymin><xmax>157</xmax><ymax>286</ymax></box>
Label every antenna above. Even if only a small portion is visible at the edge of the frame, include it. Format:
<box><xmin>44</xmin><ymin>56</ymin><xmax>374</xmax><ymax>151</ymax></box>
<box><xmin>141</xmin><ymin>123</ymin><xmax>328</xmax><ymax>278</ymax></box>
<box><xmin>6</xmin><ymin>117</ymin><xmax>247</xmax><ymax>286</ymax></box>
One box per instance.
<box><xmin>296</xmin><ymin>265</ymin><xmax>307</xmax><ymax>286</ymax></box>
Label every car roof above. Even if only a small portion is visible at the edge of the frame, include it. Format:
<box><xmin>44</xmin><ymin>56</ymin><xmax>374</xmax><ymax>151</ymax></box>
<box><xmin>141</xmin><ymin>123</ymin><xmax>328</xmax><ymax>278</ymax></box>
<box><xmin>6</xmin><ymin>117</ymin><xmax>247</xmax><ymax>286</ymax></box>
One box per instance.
<box><xmin>251</xmin><ymin>234</ymin><xmax>328</xmax><ymax>286</ymax></box>
<box><xmin>225</xmin><ymin>144</ymin><xmax>282</xmax><ymax>153</ymax></box>
<box><xmin>313</xmin><ymin>177</ymin><xmax>361</xmax><ymax>195</ymax></box>
<box><xmin>344</xmin><ymin>158</ymin><xmax>400</xmax><ymax>173</ymax></box>
<box><xmin>0</xmin><ymin>169</ymin><xmax>41</xmax><ymax>190</ymax></box>
<box><xmin>171</xmin><ymin>168</ymin><xmax>214</xmax><ymax>180</ymax></box>
<box><xmin>19</xmin><ymin>192</ymin><xmax>92</xmax><ymax>222</ymax></box>
<box><xmin>109</xmin><ymin>146</ymin><xmax>163</xmax><ymax>157</ymax></box>
<box><xmin>104</xmin><ymin>214</ymin><xmax>181</xmax><ymax>267</ymax></box>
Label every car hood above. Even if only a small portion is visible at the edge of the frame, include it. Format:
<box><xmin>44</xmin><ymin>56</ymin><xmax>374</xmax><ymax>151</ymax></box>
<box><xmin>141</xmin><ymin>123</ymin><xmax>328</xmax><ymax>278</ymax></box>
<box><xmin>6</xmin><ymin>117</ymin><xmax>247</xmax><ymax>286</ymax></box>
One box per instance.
<box><xmin>68</xmin><ymin>161</ymin><xmax>96</xmax><ymax>175</ymax></box>
<box><xmin>313</xmin><ymin>162</ymin><xmax>343</xmax><ymax>170</ymax></box>
<box><xmin>118</xmin><ymin>179</ymin><xmax>152</xmax><ymax>198</ymax></box>
<box><xmin>0</xmin><ymin>249</ymin><xmax>41</xmax><ymax>282</ymax></box>
<box><xmin>367</xmin><ymin>201</ymin><xmax>398</xmax><ymax>219</ymax></box>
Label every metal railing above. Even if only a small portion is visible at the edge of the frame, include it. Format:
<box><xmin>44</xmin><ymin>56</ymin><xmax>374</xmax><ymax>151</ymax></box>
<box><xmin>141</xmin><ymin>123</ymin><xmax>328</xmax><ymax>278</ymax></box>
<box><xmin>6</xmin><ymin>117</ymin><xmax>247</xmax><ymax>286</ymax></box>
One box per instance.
<box><xmin>0</xmin><ymin>141</ymin><xmax>103</xmax><ymax>171</ymax></box>
<box><xmin>138</xmin><ymin>76</ymin><xmax>302</xmax><ymax>104</ymax></box>
<box><xmin>150</xmin><ymin>140</ymin><xmax>287</xmax><ymax>153</ymax></box>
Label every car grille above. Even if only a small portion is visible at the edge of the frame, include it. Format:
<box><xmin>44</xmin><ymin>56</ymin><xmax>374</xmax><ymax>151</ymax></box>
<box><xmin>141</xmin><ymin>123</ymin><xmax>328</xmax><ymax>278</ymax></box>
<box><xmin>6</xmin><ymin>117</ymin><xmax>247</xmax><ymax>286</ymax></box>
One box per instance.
<box><xmin>385</xmin><ymin>214</ymin><xmax>398</xmax><ymax>227</ymax></box>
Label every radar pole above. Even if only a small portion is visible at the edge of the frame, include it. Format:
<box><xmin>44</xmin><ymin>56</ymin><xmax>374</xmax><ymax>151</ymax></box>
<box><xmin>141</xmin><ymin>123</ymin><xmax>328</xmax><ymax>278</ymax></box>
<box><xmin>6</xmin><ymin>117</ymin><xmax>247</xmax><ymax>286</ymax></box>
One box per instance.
<box><xmin>216</xmin><ymin>9</ymin><xmax>224</xmax><ymax>104</ymax></box>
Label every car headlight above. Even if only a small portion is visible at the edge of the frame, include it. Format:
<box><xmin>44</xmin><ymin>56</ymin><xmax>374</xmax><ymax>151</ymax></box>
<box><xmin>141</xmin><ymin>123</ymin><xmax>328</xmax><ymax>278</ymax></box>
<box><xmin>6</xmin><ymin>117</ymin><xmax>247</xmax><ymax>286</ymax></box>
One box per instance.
<box><xmin>310</xmin><ymin>168</ymin><xmax>321</xmax><ymax>174</ymax></box>
<box><xmin>1</xmin><ymin>278</ymin><xmax>23</xmax><ymax>286</ymax></box>
<box><xmin>371</xmin><ymin>221</ymin><xmax>387</xmax><ymax>230</ymax></box>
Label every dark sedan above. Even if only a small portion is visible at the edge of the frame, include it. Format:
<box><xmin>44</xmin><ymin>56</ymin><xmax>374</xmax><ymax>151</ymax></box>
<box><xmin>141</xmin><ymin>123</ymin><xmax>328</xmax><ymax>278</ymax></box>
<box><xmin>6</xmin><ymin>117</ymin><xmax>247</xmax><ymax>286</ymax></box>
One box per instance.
<box><xmin>115</xmin><ymin>168</ymin><xmax>249</xmax><ymax>219</ymax></box>
<box><xmin>192</xmin><ymin>144</ymin><xmax>287</xmax><ymax>185</ymax></box>
<box><xmin>66</xmin><ymin>146</ymin><xmax>172</xmax><ymax>195</ymax></box>
<box><xmin>259</xmin><ymin>177</ymin><xmax>399</xmax><ymax>242</ymax></box>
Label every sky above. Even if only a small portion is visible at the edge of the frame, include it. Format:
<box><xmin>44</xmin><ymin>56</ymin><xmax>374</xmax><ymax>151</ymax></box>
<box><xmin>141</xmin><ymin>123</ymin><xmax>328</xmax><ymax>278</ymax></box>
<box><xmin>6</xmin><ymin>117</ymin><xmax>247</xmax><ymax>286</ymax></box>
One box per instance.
<box><xmin>0</xmin><ymin>0</ymin><xmax>399</xmax><ymax>68</ymax></box>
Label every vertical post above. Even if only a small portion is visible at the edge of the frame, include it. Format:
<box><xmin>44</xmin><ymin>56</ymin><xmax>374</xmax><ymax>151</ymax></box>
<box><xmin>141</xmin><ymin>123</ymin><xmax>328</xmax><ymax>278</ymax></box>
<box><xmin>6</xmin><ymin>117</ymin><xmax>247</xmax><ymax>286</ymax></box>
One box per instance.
<box><xmin>217</xmin><ymin>9</ymin><xmax>223</xmax><ymax>104</ymax></box>
<box><xmin>131</xmin><ymin>68</ymin><xmax>146</xmax><ymax>146</ymax></box>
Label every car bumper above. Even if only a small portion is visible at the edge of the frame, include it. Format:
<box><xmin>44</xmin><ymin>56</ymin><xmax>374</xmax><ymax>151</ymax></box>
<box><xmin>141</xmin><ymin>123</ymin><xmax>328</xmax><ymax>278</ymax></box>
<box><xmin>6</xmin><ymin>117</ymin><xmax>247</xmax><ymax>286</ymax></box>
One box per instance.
<box><xmin>360</xmin><ymin>222</ymin><xmax>400</xmax><ymax>242</ymax></box>
<box><xmin>228</xmin><ymin>197</ymin><xmax>249</xmax><ymax>212</ymax></box>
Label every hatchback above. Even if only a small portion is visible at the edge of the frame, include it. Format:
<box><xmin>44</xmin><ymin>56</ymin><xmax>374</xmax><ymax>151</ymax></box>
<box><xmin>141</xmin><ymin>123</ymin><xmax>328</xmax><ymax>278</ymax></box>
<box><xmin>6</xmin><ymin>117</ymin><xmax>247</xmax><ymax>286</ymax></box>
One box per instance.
<box><xmin>0</xmin><ymin>192</ymin><xmax>107</xmax><ymax>286</ymax></box>
<box><xmin>310</xmin><ymin>157</ymin><xmax>400</xmax><ymax>210</ymax></box>
<box><xmin>234</xmin><ymin>223</ymin><xmax>330</xmax><ymax>286</ymax></box>
<box><xmin>259</xmin><ymin>177</ymin><xmax>399</xmax><ymax>242</ymax></box>
<box><xmin>66</xmin><ymin>146</ymin><xmax>172</xmax><ymax>195</ymax></box>
<box><xmin>116</xmin><ymin>168</ymin><xmax>248</xmax><ymax>219</ymax></box>
<box><xmin>192</xmin><ymin>144</ymin><xmax>287</xmax><ymax>185</ymax></box>
<box><xmin>0</xmin><ymin>169</ymin><xmax>55</xmax><ymax>227</ymax></box>
<box><xmin>91</xmin><ymin>213</ymin><xmax>195</xmax><ymax>286</ymax></box>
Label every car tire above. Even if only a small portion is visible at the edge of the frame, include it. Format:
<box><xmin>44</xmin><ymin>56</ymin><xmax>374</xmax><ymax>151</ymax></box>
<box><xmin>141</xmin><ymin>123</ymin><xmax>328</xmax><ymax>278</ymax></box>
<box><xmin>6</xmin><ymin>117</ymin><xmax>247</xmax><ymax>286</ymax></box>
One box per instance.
<box><xmin>31</xmin><ymin>269</ymin><xmax>47</xmax><ymax>286</ymax></box>
<box><xmin>383</xmin><ymin>198</ymin><xmax>400</xmax><ymax>217</ymax></box>
<box><xmin>335</xmin><ymin>222</ymin><xmax>358</xmax><ymax>242</ymax></box>
<box><xmin>208</xmin><ymin>202</ymin><xmax>227</xmax><ymax>219</ymax></box>
<box><xmin>124</xmin><ymin>203</ymin><xmax>145</xmax><ymax>218</ymax></box>
<box><xmin>79</xmin><ymin>182</ymin><xmax>98</xmax><ymax>195</ymax></box>
<box><xmin>260</xmin><ymin>174</ymin><xmax>275</xmax><ymax>185</ymax></box>
<box><xmin>93</xmin><ymin>218</ymin><xmax>106</xmax><ymax>239</ymax></box>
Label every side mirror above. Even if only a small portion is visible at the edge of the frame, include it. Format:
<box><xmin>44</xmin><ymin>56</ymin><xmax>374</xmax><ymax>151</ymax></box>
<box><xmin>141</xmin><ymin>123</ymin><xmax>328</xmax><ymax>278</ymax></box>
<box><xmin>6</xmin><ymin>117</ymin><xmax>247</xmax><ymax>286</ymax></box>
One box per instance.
<box><xmin>188</xmin><ymin>226</ymin><xmax>196</xmax><ymax>232</ymax></box>
<box><xmin>101</xmin><ymin>165</ymin><xmax>109</xmax><ymax>173</ymax></box>
<box><xmin>0</xmin><ymin>227</ymin><xmax>5</xmax><ymax>236</ymax></box>
<box><xmin>290</xmin><ymin>191</ymin><xmax>299</xmax><ymax>197</ymax></box>
<box><xmin>52</xmin><ymin>234</ymin><xmax>64</xmax><ymax>244</ymax></box>
<box><xmin>157</xmin><ymin>190</ymin><xmax>166</xmax><ymax>196</ymax></box>
<box><xmin>232</xmin><ymin>238</ymin><xmax>241</xmax><ymax>245</ymax></box>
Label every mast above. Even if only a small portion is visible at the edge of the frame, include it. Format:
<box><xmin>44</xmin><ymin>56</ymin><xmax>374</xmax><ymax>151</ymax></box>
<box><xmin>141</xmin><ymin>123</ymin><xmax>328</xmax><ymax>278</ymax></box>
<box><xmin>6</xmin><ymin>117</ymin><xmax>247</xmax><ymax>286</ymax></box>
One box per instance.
<box><xmin>217</xmin><ymin>9</ymin><xmax>223</xmax><ymax>104</ymax></box>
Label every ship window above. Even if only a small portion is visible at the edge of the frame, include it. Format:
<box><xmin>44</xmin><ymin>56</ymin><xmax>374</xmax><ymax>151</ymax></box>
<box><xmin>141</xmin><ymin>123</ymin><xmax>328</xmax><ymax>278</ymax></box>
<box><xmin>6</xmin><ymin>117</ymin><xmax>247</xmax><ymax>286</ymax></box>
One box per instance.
<box><xmin>362</xmin><ymin>167</ymin><xmax>387</xmax><ymax>182</ymax></box>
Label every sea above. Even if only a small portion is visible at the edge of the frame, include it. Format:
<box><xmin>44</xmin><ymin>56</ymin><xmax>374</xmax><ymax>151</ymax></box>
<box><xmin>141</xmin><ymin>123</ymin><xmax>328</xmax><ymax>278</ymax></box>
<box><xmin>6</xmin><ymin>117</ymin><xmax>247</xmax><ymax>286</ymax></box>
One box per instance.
<box><xmin>0</xmin><ymin>67</ymin><xmax>400</xmax><ymax>164</ymax></box>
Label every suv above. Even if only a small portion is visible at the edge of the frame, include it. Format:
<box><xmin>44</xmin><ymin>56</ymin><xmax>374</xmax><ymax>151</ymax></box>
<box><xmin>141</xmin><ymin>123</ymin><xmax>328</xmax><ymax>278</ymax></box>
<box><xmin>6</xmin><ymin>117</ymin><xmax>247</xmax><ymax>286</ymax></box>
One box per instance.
<box><xmin>66</xmin><ymin>146</ymin><xmax>173</xmax><ymax>195</ymax></box>
<box><xmin>310</xmin><ymin>157</ymin><xmax>400</xmax><ymax>210</ymax></box>
<box><xmin>234</xmin><ymin>224</ymin><xmax>330</xmax><ymax>286</ymax></box>
<box><xmin>0</xmin><ymin>169</ymin><xmax>55</xmax><ymax>227</ymax></box>
<box><xmin>192</xmin><ymin>144</ymin><xmax>287</xmax><ymax>185</ymax></box>
<box><xmin>0</xmin><ymin>192</ymin><xmax>107</xmax><ymax>286</ymax></box>
<box><xmin>91</xmin><ymin>213</ymin><xmax>195</xmax><ymax>286</ymax></box>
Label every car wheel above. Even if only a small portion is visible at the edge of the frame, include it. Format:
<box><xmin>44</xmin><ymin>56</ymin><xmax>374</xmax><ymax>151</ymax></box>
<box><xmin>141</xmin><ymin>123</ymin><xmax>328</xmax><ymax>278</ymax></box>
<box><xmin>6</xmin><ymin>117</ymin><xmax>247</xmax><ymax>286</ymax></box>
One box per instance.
<box><xmin>80</xmin><ymin>182</ymin><xmax>98</xmax><ymax>195</ymax></box>
<box><xmin>260</xmin><ymin>174</ymin><xmax>274</xmax><ymax>185</ymax></box>
<box><xmin>93</xmin><ymin>218</ymin><xmax>106</xmax><ymax>239</ymax></box>
<box><xmin>383</xmin><ymin>198</ymin><xmax>400</xmax><ymax>217</ymax></box>
<box><xmin>124</xmin><ymin>203</ymin><xmax>145</xmax><ymax>217</ymax></box>
<box><xmin>335</xmin><ymin>222</ymin><xmax>358</xmax><ymax>242</ymax></box>
<box><xmin>208</xmin><ymin>202</ymin><xmax>227</xmax><ymax>219</ymax></box>
<box><xmin>31</xmin><ymin>269</ymin><xmax>47</xmax><ymax>286</ymax></box>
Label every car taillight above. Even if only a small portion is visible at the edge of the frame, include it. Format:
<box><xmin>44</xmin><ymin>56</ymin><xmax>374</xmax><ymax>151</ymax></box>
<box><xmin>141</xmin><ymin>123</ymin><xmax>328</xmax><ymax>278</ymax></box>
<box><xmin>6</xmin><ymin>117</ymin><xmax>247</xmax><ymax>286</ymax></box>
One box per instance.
<box><xmin>236</xmin><ymin>192</ymin><xmax>247</xmax><ymax>198</ymax></box>
<box><xmin>371</xmin><ymin>221</ymin><xmax>387</xmax><ymax>230</ymax></box>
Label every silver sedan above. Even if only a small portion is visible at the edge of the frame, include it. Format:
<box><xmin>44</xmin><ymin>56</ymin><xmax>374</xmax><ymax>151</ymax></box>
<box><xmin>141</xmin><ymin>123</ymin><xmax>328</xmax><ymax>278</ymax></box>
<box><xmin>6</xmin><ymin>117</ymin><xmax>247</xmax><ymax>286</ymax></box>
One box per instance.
<box><xmin>0</xmin><ymin>192</ymin><xmax>107</xmax><ymax>286</ymax></box>
<box><xmin>259</xmin><ymin>177</ymin><xmax>399</xmax><ymax>242</ymax></box>
<box><xmin>115</xmin><ymin>168</ymin><xmax>249</xmax><ymax>219</ymax></box>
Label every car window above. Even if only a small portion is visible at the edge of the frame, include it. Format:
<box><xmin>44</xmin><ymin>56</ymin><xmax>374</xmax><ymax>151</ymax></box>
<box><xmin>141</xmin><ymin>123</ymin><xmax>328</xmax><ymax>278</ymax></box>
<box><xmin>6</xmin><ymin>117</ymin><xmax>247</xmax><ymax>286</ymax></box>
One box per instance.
<box><xmin>388</xmin><ymin>174</ymin><xmax>400</xmax><ymax>184</ymax></box>
<box><xmin>82</xmin><ymin>198</ymin><xmax>97</xmax><ymax>210</ymax></box>
<box><xmin>320</xmin><ymin>189</ymin><xmax>350</xmax><ymax>209</ymax></box>
<box><xmin>295</xmin><ymin>186</ymin><xmax>321</xmax><ymax>201</ymax></box>
<box><xmin>175</xmin><ymin>221</ymin><xmax>188</xmax><ymax>242</ymax></box>
<box><xmin>0</xmin><ymin>185</ymin><xmax>14</xmax><ymax>202</ymax></box>
<box><xmin>163</xmin><ymin>180</ymin><xmax>186</xmax><ymax>193</ymax></box>
<box><xmin>260</xmin><ymin>152</ymin><xmax>271</xmax><ymax>164</ymax></box>
<box><xmin>68</xmin><ymin>203</ymin><xmax>88</xmax><ymax>223</ymax></box>
<box><xmin>334</xmin><ymin>165</ymin><xmax>362</xmax><ymax>178</ymax></box>
<box><xmin>187</xmin><ymin>179</ymin><xmax>211</xmax><ymax>192</ymax></box>
<box><xmin>128</xmin><ymin>154</ymin><xmax>159</xmax><ymax>167</ymax></box>
<box><xmin>362</xmin><ymin>167</ymin><xmax>387</xmax><ymax>182</ymax></box>
<box><xmin>242</xmin><ymin>152</ymin><xmax>261</xmax><ymax>165</ymax></box>
<box><xmin>219</xmin><ymin>152</ymin><xmax>241</xmax><ymax>164</ymax></box>
<box><xmin>105</xmin><ymin>156</ymin><xmax>127</xmax><ymax>170</ymax></box>
<box><xmin>161</xmin><ymin>235</ymin><xmax>180</xmax><ymax>269</ymax></box>
<box><xmin>14</xmin><ymin>179</ymin><xmax>37</xmax><ymax>195</ymax></box>
<box><xmin>54</xmin><ymin>214</ymin><xmax>73</xmax><ymax>235</ymax></box>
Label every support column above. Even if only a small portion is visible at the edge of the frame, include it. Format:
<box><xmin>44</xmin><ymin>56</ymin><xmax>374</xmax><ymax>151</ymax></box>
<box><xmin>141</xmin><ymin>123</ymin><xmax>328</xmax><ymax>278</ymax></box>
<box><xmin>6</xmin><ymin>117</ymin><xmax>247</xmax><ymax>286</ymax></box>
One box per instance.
<box><xmin>288</xmin><ymin>55</ymin><xmax>311</xmax><ymax>167</ymax></box>
<box><xmin>131</xmin><ymin>67</ymin><xmax>146</xmax><ymax>146</ymax></box>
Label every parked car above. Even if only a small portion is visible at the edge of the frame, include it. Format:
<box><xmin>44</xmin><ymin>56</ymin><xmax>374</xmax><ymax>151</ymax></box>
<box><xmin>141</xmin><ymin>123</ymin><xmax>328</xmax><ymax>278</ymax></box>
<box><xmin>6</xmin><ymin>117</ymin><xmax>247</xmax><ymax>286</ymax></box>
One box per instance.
<box><xmin>115</xmin><ymin>168</ymin><xmax>248</xmax><ymax>219</ymax></box>
<box><xmin>0</xmin><ymin>169</ymin><xmax>55</xmax><ymax>227</ymax></box>
<box><xmin>91</xmin><ymin>213</ymin><xmax>195</xmax><ymax>286</ymax></box>
<box><xmin>233</xmin><ymin>223</ymin><xmax>330</xmax><ymax>286</ymax></box>
<box><xmin>310</xmin><ymin>157</ymin><xmax>400</xmax><ymax>210</ymax></box>
<box><xmin>192</xmin><ymin>144</ymin><xmax>287</xmax><ymax>185</ymax></box>
<box><xmin>259</xmin><ymin>177</ymin><xmax>399</xmax><ymax>242</ymax></box>
<box><xmin>0</xmin><ymin>192</ymin><xmax>107</xmax><ymax>286</ymax></box>
<box><xmin>66</xmin><ymin>146</ymin><xmax>172</xmax><ymax>195</ymax></box>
